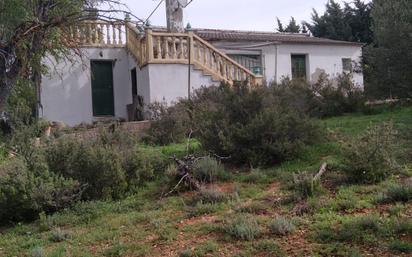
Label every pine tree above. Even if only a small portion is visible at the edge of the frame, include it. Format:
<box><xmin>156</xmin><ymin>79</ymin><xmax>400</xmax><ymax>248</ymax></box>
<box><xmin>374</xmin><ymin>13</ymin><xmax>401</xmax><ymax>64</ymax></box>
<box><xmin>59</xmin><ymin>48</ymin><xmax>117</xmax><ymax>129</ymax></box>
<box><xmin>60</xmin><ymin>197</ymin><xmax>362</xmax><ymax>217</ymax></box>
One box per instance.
<box><xmin>276</xmin><ymin>17</ymin><xmax>285</xmax><ymax>32</ymax></box>
<box><xmin>285</xmin><ymin>17</ymin><xmax>301</xmax><ymax>33</ymax></box>
<box><xmin>305</xmin><ymin>0</ymin><xmax>372</xmax><ymax>43</ymax></box>
<box><xmin>364</xmin><ymin>0</ymin><xmax>412</xmax><ymax>99</ymax></box>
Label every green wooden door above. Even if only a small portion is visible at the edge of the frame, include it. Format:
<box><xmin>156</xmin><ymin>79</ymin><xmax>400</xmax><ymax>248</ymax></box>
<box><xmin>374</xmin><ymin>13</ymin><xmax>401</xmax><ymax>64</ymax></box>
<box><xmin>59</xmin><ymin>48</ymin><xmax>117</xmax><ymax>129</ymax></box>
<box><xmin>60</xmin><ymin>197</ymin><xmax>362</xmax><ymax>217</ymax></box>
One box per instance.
<box><xmin>291</xmin><ymin>55</ymin><xmax>307</xmax><ymax>80</ymax></box>
<box><xmin>91</xmin><ymin>61</ymin><xmax>114</xmax><ymax>116</ymax></box>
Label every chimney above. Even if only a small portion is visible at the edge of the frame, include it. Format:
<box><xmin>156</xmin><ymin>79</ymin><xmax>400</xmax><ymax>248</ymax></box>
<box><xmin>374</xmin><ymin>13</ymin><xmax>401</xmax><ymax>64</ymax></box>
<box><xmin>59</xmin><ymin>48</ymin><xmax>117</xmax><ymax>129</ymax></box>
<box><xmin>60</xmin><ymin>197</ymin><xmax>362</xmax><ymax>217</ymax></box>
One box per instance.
<box><xmin>166</xmin><ymin>0</ymin><xmax>184</xmax><ymax>33</ymax></box>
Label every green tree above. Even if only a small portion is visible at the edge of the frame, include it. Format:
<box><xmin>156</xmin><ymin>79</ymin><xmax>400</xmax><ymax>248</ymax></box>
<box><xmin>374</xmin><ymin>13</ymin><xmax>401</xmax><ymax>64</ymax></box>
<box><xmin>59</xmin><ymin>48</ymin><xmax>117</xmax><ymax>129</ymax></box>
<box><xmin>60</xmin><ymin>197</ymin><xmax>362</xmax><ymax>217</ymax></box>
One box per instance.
<box><xmin>276</xmin><ymin>17</ymin><xmax>301</xmax><ymax>33</ymax></box>
<box><xmin>364</xmin><ymin>0</ymin><xmax>412</xmax><ymax>98</ymax></box>
<box><xmin>305</xmin><ymin>0</ymin><xmax>372</xmax><ymax>43</ymax></box>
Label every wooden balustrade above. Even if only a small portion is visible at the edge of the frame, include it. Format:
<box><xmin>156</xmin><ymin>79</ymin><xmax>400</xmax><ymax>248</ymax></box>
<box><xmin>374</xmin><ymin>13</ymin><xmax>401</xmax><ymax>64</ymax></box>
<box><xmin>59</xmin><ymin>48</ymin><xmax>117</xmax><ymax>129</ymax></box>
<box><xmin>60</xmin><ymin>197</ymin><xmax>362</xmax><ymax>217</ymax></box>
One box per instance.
<box><xmin>75</xmin><ymin>20</ymin><xmax>263</xmax><ymax>87</ymax></box>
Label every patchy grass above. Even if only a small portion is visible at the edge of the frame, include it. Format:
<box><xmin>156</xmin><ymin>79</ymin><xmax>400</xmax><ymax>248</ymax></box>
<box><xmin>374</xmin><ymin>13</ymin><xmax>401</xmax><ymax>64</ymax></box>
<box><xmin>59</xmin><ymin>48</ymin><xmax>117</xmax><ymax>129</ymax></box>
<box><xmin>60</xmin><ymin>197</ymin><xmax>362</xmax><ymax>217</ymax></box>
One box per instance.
<box><xmin>0</xmin><ymin>107</ymin><xmax>412</xmax><ymax>256</ymax></box>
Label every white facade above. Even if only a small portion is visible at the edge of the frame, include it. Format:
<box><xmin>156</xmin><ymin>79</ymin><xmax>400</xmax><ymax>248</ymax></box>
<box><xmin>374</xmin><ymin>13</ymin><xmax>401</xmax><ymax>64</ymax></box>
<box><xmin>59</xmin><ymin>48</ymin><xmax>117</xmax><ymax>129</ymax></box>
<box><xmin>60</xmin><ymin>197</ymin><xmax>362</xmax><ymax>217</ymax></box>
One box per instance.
<box><xmin>40</xmin><ymin>40</ymin><xmax>364</xmax><ymax>126</ymax></box>
<box><xmin>213</xmin><ymin>41</ymin><xmax>364</xmax><ymax>87</ymax></box>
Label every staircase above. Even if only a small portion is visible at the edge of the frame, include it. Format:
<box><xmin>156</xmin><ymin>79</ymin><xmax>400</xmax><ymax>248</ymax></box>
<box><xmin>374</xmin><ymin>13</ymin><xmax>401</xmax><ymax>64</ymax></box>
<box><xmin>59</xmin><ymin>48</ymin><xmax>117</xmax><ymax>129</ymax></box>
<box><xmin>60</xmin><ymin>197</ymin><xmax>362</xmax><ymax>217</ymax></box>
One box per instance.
<box><xmin>125</xmin><ymin>23</ymin><xmax>263</xmax><ymax>87</ymax></box>
<box><xmin>69</xmin><ymin>21</ymin><xmax>263</xmax><ymax>87</ymax></box>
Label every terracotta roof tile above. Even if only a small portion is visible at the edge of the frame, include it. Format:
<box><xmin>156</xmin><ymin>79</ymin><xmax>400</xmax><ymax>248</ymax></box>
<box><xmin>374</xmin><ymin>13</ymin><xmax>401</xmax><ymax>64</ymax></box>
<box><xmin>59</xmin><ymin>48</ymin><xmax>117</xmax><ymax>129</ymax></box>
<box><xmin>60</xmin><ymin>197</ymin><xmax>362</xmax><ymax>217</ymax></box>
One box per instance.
<box><xmin>191</xmin><ymin>28</ymin><xmax>363</xmax><ymax>46</ymax></box>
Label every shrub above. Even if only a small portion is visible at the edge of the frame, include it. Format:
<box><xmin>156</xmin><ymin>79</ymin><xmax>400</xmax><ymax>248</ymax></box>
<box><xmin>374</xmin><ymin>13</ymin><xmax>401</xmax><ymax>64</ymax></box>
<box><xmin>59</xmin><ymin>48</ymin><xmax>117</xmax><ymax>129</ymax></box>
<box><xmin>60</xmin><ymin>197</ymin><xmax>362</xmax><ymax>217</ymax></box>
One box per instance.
<box><xmin>272</xmin><ymin>73</ymin><xmax>365</xmax><ymax>118</ymax></box>
<box><xmin>341</xmin><ymin>122</ymin><xmax>399</xmax><ymax>183</ymax></box>
<box><xmin>0</xmin><ymin>158</ymin><xmax>83</xmax><ymax>222</ymax></box>
<box><xmin>239</xmin><ymin>169</ymin><xmax>268</xmax><ymax>184</ymax></box>
<box><xmin>30</xmin><ymin>247</ymin><xmax>45</xmax><ymax>257</ymax></box>
<box><xmin>45</xmin><ymin>139</ymin><xmax>128</xmax><ymax>200</ymax></box>
<box><xmin>191</xmin><ymin>188</ymin><xmax>232</xmax><ymax>205</ymax></box>
<box><xmin>186</xmin><ymin>202</ymin><xmax>220</xmax><ymax>217</ymax></box>
<box><xmin>49</xmin><ymin>228</ymin><xmax>71</xmax><ymax>242</ymax></box>
<box><xmin>235</xmin><ymin>202</ymin><xmax>267</xmax><ymax>214</ymax></box>
<box><xmin>290</xmin><ymin>171</ymin><xmax>322</xmax><ymax>199</ymax></box>
<box><xmin>192</xmin><ymin>157</ymin><xmax>228</xmax><ymax>183</ymax></box>
<box><xmin>224</xmin><ymin>215</ymin><xmax>261</xmax><ymax>241</ymax></box>
<box><xmin>144</xmin><ymin>102</ymin><xmax>190</xmax><ymax>145</ymax></box>
<box><xmin>190</xmin><ymin>84</ymin><xmax>321</xmax><ymax>166</ymax></box>
<box><xmin>388</xmin><ymin>240</ymin><xmax>412</xmax><ymax>253</ymax></box>
<box><xmin>376</xmin><ymin>183</ymin><xmax>412</xmax><ymax>204</ymax></box>
<box><xmin>269</xmin><ymin>217</ymin><xmax>296</xmax><ymax>236</ymax></box>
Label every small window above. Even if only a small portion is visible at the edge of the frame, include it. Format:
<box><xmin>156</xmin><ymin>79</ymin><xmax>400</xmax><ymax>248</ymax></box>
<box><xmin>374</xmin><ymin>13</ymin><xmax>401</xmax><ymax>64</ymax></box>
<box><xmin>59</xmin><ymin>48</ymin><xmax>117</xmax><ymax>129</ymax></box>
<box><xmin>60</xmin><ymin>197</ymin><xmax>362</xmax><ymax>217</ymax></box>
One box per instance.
<box><xmin>291</xmin><ymin>55</ymin><xmax>307</xmax><ymax>80</ymax></box>
<box><xmin>342</xmin><ymin>58</ymin><xmax>352</xmax><ymax>73</ymax></box>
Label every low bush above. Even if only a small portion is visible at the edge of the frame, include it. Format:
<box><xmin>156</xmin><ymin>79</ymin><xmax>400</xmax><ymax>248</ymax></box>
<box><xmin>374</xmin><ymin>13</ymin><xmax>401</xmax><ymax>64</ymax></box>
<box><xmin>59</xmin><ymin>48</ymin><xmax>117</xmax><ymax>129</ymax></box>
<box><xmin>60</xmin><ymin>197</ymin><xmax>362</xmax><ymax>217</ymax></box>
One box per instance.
<box><xmin>388</xmin><ymin>240</ymin><xmax>412</xmax><ymax>253</ymax></box>
<box><xmin>272</xmin><ymin>73</ymin><xmax>365</xmax><ymax>118</ymax></box>
<box><xmin>223</xmin><ymin>215</ymin><xmax>261</xmax><ymax>241</ymax></box>
<box><xmin>192</xmin><ymin>157</ymin><xmax>229</xmax><ymax>183</ymax></box>
<box><xmin>186</xmin><ymin>202</ymin><xmax>221</xmax><ymax>217</ymax></box>
<box><xmin>0</xmin><ymin>158</ymin><xmax>83</xmax><ymax>223</ymax></box>
<box><xmin>341</xmin><ymin>122</ymin><xmax>399</xmax><ymax>183</ymax></box>
<box><xmin>191</xmin><ymin>188</ymin><xmax>233</xmax><ymax>205</ymax></box>
<box><xmin>376</xmin><ymin>183</ymin><xmax>412</xmax><ymax>204</ymax></box>
<box><xmin>235</xmin><ymin>202</ymin><xmax>267</xmax><ymax>214</ymax></box>
<box><xmin>317</xmin><ymin>215</ymin><xmax>381</xmax><ymax>243</ymax></box>
<box><xmin>144</xmin><ymin>102</ymin><xmax>190</xmax><ymax>145</ymax></box>
<box><xmin>238</xmin><ymin>169</ymin><xmax>268</xmax><ymax>184</ymax></box>
<box><xmin>269</xmin><ymin>217</ymin><xmax>296</xmax><ymax>236</ymax></box>
<box><xmin>49</xmin><ymin>228</ymin><xmax>71</xmax><ymax>242</ymax></box>
<box><xmin>190</xmin><ymin>84</ymin><xmax>322</xmax><ymax>166</ymax></box>
<box><xmin>45</xmin><ymin>139</ymin><xmax>128</xmax><ymax>200</ymax></box>
<box><xmin>290</xmin><ymin>171</ymin><xmax>323</xmax><ymax>200</ymax></box>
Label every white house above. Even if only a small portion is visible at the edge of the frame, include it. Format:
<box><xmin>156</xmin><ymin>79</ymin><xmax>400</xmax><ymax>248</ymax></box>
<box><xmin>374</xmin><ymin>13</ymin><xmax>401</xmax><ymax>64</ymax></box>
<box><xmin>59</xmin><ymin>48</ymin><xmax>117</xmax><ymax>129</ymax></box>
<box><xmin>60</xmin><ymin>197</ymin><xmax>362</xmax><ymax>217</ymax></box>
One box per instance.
<box><xmin>40</xmin><ymin>21</ymin><xmax>364</xmax><ymax>126</ymax></box>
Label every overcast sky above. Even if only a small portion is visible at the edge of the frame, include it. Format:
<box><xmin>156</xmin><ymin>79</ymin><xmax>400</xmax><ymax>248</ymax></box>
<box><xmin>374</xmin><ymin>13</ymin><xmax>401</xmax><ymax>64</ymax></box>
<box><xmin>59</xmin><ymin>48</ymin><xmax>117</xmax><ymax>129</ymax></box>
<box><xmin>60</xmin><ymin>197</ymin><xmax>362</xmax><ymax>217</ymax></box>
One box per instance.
<box><xmin>121</xmin><ymin>0</ymin><xmax>366</xmax><ymax>31</ymax></box>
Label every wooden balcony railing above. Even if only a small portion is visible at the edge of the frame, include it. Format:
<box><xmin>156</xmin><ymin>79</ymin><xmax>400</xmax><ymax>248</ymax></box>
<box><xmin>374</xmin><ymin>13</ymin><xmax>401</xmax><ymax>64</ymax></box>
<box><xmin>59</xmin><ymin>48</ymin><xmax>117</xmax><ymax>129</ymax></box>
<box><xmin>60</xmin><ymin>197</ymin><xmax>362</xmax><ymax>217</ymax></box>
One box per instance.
<box><xmin>75</xmin><ymin>21</ymin><xmax>263</xmax><ymax>86</ymax></box>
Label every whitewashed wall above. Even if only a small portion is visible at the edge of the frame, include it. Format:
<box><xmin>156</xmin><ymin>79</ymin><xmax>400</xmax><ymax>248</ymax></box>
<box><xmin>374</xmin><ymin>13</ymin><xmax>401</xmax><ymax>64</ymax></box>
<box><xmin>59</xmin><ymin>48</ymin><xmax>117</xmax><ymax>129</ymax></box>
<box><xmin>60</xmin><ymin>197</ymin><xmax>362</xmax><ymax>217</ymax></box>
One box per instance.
<box><xmin>274</xmin><ymin>44</ymin><xmax>364</xmax><ymax>87</ymax></box>
<box><xmin>41</xmin><ymin>48</ymin><xmax>133</xmax><ymax>126</ymax></box>
<box><xmin>146</xmin><ymin>64</ymin><xmax>216</xmax><ymax>104</ymax></box>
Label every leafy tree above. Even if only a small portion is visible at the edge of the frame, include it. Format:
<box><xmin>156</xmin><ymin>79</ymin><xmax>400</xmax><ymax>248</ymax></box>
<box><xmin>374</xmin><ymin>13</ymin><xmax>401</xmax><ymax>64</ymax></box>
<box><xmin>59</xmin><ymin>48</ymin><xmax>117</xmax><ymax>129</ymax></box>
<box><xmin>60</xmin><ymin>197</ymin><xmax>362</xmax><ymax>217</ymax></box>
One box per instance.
<box><xmin>0</xmin><ymin>0</ymin><xmax>136</xmax><ymax>113</ymax></box>
<box><xmin>305</xmin><ymin>0</ymin><xmax>372</xmax><ymax>43</ymax></box>
<box><xmin>364</xmin><ymin>0</ymin><xmax>412</xmax><ymax>99</ymax></box>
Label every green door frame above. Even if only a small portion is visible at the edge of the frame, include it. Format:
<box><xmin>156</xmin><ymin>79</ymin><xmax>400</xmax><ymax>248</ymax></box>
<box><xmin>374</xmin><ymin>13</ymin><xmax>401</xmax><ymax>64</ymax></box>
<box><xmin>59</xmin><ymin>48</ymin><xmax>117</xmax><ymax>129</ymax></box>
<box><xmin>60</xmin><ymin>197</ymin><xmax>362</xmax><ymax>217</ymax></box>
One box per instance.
<box><xmin>90</xmin><ymin>60</ymin><xmax>115</xmax><ymax>116</ymax></box>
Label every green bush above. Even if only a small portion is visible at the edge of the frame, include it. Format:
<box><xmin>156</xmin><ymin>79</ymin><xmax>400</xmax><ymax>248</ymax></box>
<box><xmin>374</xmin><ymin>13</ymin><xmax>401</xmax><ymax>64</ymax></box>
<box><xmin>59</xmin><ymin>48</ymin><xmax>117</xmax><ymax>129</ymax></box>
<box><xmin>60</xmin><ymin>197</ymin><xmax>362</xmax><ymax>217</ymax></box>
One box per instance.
<box><xmin>269</xmin><ymin>217</ymin><xmax>296</xmax><ymax>236</ymax></box>
<box><xmin>388</xmin><ymin>240</ymin><xmax>412</xmax><ymax>253</ymax></box>
<box><xmin>144</xmin><ymin>102</ymin><xmax>191</xmax><ymax>145</ymax></box>
<box><xmin>191</xmin><ymin>188</ymin><xmax>233</xmax><ymax>205</ymax></box>
<box><xmin>290</xmin><ymin>171</ymin><xmax>322</xmax><ymax>199</ymax></box>
<box><xmin>376</xmin><ymin>183</ymin><xmax>412</xmax><ymax>204</ymax></box>
<box><xmin>189</xmin><ymin>84</ymin><xmax>321</xmax><ymax>166</ymax></box>
<box><xmin>235</xmin><ymin>202</ymin><xmax>267</xmax><ymax>214</ymax></box>
<box><xmin>0</xmin><ymin>159</ymin><xmax>83</xmax><ymax>222</ymax></box>
<box><xmin>224</xmin><ymin>215</ymin><xmax>261</xmax><ymax>241</ymax></box>
<box><xmin>341</xmin><ymin>122</ymin><xmax>399</xmax><ymax>183</ymax></box>
<box><xmin>238</xmin><ymin>169</ymin><xmax>268</xmax><ymax>184</ymax></box>
<box><xmin>45</xmin><ymin>139</ymin><xmax>128</xmax><ymax>200</ymax></box>
<box><xmin>192</xmin><ymin>157</ymin><xmax>228</xmax><ymax>183</ymax></box>
<box><xmin>272</xmin><ymin>73</ymin><xmax>365</xmax><ymax>118</ymax></box>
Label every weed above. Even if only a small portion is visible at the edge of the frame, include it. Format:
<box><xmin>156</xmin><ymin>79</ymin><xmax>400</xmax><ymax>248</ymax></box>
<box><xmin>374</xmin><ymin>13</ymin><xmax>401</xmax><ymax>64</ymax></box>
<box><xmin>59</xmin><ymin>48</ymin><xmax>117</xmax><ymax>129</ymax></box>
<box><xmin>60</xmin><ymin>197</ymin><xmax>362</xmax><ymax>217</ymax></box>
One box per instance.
<box><xmin>253</xmin><ymin>239</ymin><xmax>285</xmax><ymax>256</ymax></box>
<box><xmin>239</xmin><ymin>169</ymin><xmax>268</xmax><ymax>184</ymax></box>
<box><xmin>388</xmin><ymin>240</ymin><xmax>412</xmax><ymax>253</ymax></box>
<box><xmin>30</xmin><ymin>247</ymin><xmax>45</xmax><ymax>257</ymax></box>
<box><xmin>191</xmin><ymin>188</ymin><xmax>234</xmax><ymax>205</ymax></box>
<box><xmin>192</xmin><ymin>157</ymin><xmax>229</xmax><ymax>183</ymax></box>
<box><xmin>291</xmin><ymin>171</ymin><xmax>322</xmax><ymax>199</ymax></box>
<box><xmin>269</xmin><ymin>217</ymin><xmax>296</xmax><ymax>236</ymax></box>
<box><xmin>186</xmin><ymin>202</ymin><xmax>220</xmax><ymax>217</ymax></box>
<box><xmin>49</xmin><ymin>228</ymin><xmax>71</xmax><ymax>242</ymax></box>
<box><xmin>376</xmin><ymin>183</ymin><xmax>412</xmax><ymax>204</ymax></box>
<box><xmin>235</xmin><ymin>202</ymin><xmax>267</xmax><ymax>215</ymax></box>
<box><xmin>104</xmin><ymin>242</ymin><xmax>128</xmax><ymax>257</ymax></box>
<box><xmin>223</xmin><ymin>215</ymin><xmax>261</xmax><ymax>241</ymax></box>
